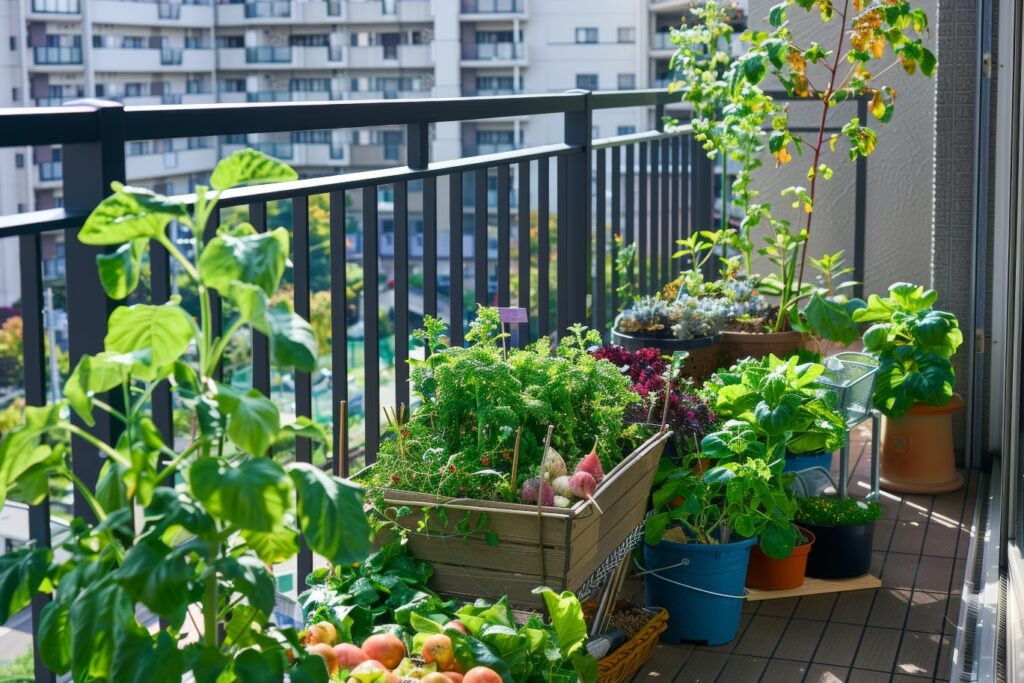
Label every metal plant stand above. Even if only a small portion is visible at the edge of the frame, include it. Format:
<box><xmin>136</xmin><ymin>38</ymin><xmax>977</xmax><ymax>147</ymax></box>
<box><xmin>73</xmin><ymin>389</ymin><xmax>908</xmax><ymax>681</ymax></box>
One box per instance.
<box><xmin>815</xmin><ymin>352</ymin><xmax>881</xmax><ymax>500</ymax></box>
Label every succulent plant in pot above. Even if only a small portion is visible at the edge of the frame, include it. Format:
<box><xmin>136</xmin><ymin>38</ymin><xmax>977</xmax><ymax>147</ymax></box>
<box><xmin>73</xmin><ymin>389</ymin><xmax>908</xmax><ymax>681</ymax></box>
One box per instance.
<box><xmin>852</xmin><ymin>282</ymin><xmax>964</xmax><ymax>493</ymax></box>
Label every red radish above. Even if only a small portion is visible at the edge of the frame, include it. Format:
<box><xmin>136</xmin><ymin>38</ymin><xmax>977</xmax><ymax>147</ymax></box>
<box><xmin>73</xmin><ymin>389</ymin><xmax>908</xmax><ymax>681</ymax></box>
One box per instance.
<box><xmin>568</xmin><ymin>471</ymin><xmax>596</xmax><ymax>499</ymax></box>
<box><xmin>575</xmin><ymin>438</ymin><xmax>604</xmax><ymax>484</ymax></box>
<box><xmin>520</xmin><ymin>476</ymin><xmax>554</xmax><ymax>506</ymax></box>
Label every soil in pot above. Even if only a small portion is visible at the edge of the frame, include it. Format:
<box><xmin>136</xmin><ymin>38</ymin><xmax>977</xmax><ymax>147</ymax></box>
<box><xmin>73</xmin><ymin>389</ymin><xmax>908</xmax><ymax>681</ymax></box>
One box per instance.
<box><xmin>745</xmin><ymin>527</ymin><xmax>815</xmax><ymax>590</ymax></box>
<box><xmin>720</xmin><ymin>330</ymin><xmax>806</xmax><ymax>365</ymax></box>
<box><xmin>642</xmin><ymin>536</ymin><xmax>755</xmax><ymax>646</ymax></box>
<box><xmin>880</xmin><ymin>395</ymin><xmax>964</xmax><ymax>494</ymax></box>
<box><xmin>802</xmin><ymin>520</ymin><xmax>875</xmax><ymax>579</ymax></box>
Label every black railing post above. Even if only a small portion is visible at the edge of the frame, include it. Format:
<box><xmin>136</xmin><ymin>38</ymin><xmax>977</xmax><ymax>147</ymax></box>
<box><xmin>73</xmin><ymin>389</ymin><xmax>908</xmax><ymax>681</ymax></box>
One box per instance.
<box><xmin>853</xmin><ymin>96</ymin><xmax>868</xmax><ymax>300</ymax></box>
<box><xmin>62</xmin><ymin>99</ymin><xmax>126</xmax><ymax>522</ymax></box>
<box><xmin>562</xmin><ymin>90</ymin><xmax>592</xmax><ymax>331</ymax></box>
<box><xmin>18</xmin><ymin>233</ymin><xmax>56</xmax><ymax>683</ymax></box>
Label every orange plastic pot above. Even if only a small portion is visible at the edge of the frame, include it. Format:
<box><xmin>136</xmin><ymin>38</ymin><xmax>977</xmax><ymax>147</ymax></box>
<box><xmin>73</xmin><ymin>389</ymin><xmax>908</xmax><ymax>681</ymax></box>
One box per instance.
<box><xmin>744</xmin><ymin>527</ymin><xmax>815</xmax><ymax>590</ymax></box>
<box><xmin>880</xmin><ymin>395</ymin><xmax>964</xmax><ymax>494</ymax></box>
<box><xmin>721</xmin><ymin>330</ymin><xmax>806</xmax><ymax>365</ymax></box>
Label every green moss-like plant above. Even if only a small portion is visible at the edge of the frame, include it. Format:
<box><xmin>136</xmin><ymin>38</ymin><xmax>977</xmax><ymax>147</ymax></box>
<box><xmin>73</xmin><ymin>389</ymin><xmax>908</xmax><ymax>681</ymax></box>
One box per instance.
<box><xmin>795</xmin><ymin>496</ymin><xmax>881</xmax><ymax>527</ymax></box>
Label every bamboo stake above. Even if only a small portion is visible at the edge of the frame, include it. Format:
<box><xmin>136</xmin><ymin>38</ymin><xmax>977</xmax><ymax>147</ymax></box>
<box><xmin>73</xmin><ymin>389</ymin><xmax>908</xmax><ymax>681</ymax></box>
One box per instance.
<box><xmin>510</xmin><ymin>426</ymin><xmax>523</xmax><ymax>501</ymax></box>
<box><xmin>537</xmin><ymin>424</ymin><xmax>555</xmax><ymax>583</ymax></box>
<box><xmin>336</xmin><ymin>400</ymin><xmax>348</xmax><ymax>477</ymax></box>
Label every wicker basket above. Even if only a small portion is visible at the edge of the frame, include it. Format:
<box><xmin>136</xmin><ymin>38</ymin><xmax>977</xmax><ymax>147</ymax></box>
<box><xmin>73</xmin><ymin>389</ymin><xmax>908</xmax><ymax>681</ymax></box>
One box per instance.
<box><xmin>583</xmin><ymin>602</ymin><xmax>669</xmax><ymax>683</ymax></box>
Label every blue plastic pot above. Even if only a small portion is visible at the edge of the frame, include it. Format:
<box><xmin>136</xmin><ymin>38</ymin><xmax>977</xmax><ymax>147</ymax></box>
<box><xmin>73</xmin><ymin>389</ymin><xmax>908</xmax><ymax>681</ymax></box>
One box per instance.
<box><xmin>642</xmin><ymin>536</ymin><xmax>756</xmax><ymax>646</ymax></box>
<box><xmin>784</xmin><ymin>449</ymin><xmax>833</xmax><ymax>472</ymax></box>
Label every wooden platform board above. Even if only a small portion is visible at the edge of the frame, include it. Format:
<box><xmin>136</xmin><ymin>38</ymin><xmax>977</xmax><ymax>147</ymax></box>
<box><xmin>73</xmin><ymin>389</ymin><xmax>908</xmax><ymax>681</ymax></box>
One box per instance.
<box><xmin>745</xmin><ymin>573</ymin><xmax>881</xmax><ymax>601</ymax></box>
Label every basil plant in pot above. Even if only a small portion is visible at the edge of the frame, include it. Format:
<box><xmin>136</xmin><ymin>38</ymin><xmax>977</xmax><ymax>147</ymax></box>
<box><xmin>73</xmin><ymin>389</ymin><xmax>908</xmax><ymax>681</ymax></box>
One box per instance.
<box><xmin>853</xmin><ymin>282</ymin><xmax>964</xmax><ymax>493</ymax></box>
<box><xmin>0</xmin><ymin>150</ymin><xmax>373</xmax><ymax>681</ymax></box>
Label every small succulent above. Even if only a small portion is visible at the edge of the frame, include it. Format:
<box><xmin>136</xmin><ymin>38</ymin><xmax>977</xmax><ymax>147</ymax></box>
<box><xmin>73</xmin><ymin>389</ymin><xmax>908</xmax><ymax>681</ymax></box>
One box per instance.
<box><xmin>721</xmin><ymin>276</ymin><xmax>772</xmax><ymax>319</ymax></box>
<box><xmin>672</xmin><ymin>293</ymin><xmax>729</xmax><ymax>340</ymax></box>
<box><xmin>614</xmin><ymin>295</ymin><xmax>682</xmax><ymax>335</ymax></box>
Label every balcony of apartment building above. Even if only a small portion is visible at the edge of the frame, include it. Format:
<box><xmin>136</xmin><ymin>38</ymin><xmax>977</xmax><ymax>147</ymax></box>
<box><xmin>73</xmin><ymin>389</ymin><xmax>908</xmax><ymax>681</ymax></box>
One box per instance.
<box><xmin>88</xmin><ymin>0</ymin><xmax>214</xmax><ymax>27</ymax></box>
<box><xmin>346</xmin><ymin>0</ymin><xmax>431</xmax><ymax>24</ymax></box>
<box><xmin>347</xmin><ymin>41</ymin><xmax>431</xmax><ymax>68</ymax></box>
<box><xmin>91</xmin><ymin>39</ymin><xmax>214</xmax><ymax>73</ymax></box>
<box><xmin>348</xmin><ymin>130</ymin><xmax>405</xmax><ymax>167</ymax></box>
<box><xmin>459</xmin><ymin>0</ymin><xmax>526</xmax><ymax>19</ymax></box>
<box><xmin>461</xmin><ymin>73</ymin><xmax>522</xmax><ymax>97</ymax></box>
<box><xmin>29</xmin><ymin>43</ymin><xmax>83</xmax><ymax>70</ymax></box>
<box><xmin>460</xmin><ymin>40</ymin><xmax>526</xmax><ymax>66</ymax></box>
<box><xmin>215</xmin><ymin>0</ymin><xmax>291</xmax><ymax>24</ymax></box>
<box><xmin>123</xmin><ymin>137</ymin><xmax>219</xmax><ymax>180</ymax></box>
<box><xmin>650</xmin><ymin>29</ymin><xmax>675</xmax><ymax>56</ymax></box>
<box><xmin>461</xmin><ymin>124</ymin><xmax>519</xmax><ymax>156</ymax></box>
<box><xmin>26</xmin><ymin>0</ymin><xmax>81</xmax><ymax>17</ymax></box>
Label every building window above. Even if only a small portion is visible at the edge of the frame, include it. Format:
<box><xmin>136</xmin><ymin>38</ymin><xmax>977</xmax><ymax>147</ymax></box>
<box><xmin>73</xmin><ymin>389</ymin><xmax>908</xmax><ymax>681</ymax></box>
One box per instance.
<box><xmin>220</xmin><ymin>79</ymin><xmax>246</xmax><ymax>93</ymax></box>
<box><xmin>15</xmin><ymin>153</ymin><xmax>24</xmax><ymax>168</ymax></box>
<box><xmin>9</xmin><ymin>37</ymin><xmax>15</xmax><ymax>51</ymax></box>
<box><xmin>576</xmin><ymin>74</ymin><xmax>599</xmax><ymax>91</ymax></box>
<box><xmin>11</xmin><ymin>87</ymin><xmax>18</xmax><ymax>102</ymax></box>
<box><xmin>617</xmin><ymin>27</ymin><xmax>636</xmax><ymax>43</ymax></box>
<box><xmin>17</xmin><ymin>203</ymin><xmax>27</xmax><ymax>213</ymax></box>
<box><xmin>217</xmin><ymin>35</ymin><xmax>244</xmax><ymax>48</ymax></box>
<box><xmin>617</xmin><ymin>74</ymin><xmax>636</xmax><ymax>90</ymax></box>
<box><xmin>575</xmin><ymin>27</ymin><xmax>598</xmax><ymax>44</ymax></box>
<box><xmin>617</xmin><ymin>126</ymin><xmax>636</xmax><ymax>136</ymax></box>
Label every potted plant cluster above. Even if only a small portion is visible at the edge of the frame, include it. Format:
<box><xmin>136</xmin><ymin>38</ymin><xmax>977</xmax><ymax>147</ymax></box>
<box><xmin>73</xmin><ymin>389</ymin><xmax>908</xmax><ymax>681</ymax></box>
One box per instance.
<box><xmin>853</xmin><ymin>282</ymin><xmax>964</xmax><ymax>493</ymax></box>
<box><xmin>360</xmin><ymin>309</ymin><xmax>671</xmax><ymax>609</ymax></box>
<box><xmin>796</xmin><ymin>496</ymin><xmax>882</xmax><ymax>579</ymax></box>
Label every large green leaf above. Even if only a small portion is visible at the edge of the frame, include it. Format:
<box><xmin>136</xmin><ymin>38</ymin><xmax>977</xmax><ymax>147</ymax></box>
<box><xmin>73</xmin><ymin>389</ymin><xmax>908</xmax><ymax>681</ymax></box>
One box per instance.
<box><xmin>532</xmin><ymin>588</ymin><xmax>590</xmax><ymax>665</ymax></box>
<box><xmin>79</xmin><ymin>184</ymin><xmax>187</xmax><ymax>246</ymax></box>
<box><xmin>105</xmin><ymin>303</ymin><xmax>195</xmax><ymax>369</ymax></box>
<box><xmin>0</xmin><ymin>403</ymin><xmax>64</xmax><ymax>508</ymax></box>
<box><xmin>199</xmin><ymin>226</ymin><xmax>290</xmax><ymax>297</ymax></box>
<box><xmin>191</xmin><ymin>457</ymin><xmax>292</xmax><ymax>531</ymax></box>
<box><xmin>242</xmin><ymin>525</ymin><xmax>300</xmax><ymax>565</ymax></box>
<box><xmin>210</xmin><ymin>148</ymin><xmax>298</xmax><ymax>191</ymax></box>
<box><xmin>0</xmin><ymin>545</ymin><xmax>51</xmax><ymax>623</ymax></box>
<box><xmin>215</xmin><ymin>386</ymin><xmax>281</xmax><ymax>456</ymax></box>
<box><xmin>38</xmin><ymin>600</ymin><xmax>71</xmax><ymax>673</ymax></box>
<box><xmin>912</xmin><ymin>310</ymin><xmax>962</xmax><ymax>358</ymax></box>
<box><xmin>288</xmin><ymin>462</ymin><xmax>371</xmax><ymax>565</ymax></box>
<box><xmin>69</xmin><ymin>579</ymin><xmax>137</xmax><ymax>682</ymax></box>
<box><xmin>758</xmin><ymin>521</ymin><xmax>797</xmax><ymax>560</ymax></box>
<box><xmin>111</xmin><ymin>628</ymin><xmax>185</xmax><ymax>683</ymax></box>
<box><xmin>888</xmin><ymin>282</ymin><xmax>938</xmax><ymax>312</ymax></box>
<box><xmin>64</xmin><ymin>350</ymin><xmax>155</xmax><ymax>424</ymax></box>
<box><xmin>753</xmin><ymin>393</ymin><xmax>802</xmax><ymax>435</ymax></box>
<box><xmin>803</xmin><ymin>293</ymin><xmax>862</xmax><ymax>345</ymax></box>
<box><xmin>217</xmin><ymin>555</ymin><xmax>276</xmax><ymax>615</ymax></box>
<box><xmin>96</xmin><ymin>239</ymin><xmax>147</xmax><ymax>299</ymax></box>
<box><xmin>266</xmin><ymin>304</ymin><xmax>318</xmax><ymax>372</ymax></box>
<box><xmin>116</xmin><ymin>537</ymin><xmax>192</xmax><ymax>624</ymax></box>
<box><xmin>852</xmin><ymin>293</ymin><xmax>894</xmax><ymax>323</ymax></box>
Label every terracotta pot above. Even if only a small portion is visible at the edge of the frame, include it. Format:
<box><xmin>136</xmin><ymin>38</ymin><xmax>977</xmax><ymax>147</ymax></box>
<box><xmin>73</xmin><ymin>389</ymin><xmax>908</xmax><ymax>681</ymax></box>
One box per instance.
<box><xmin>880</xmin><ymin>395</ymin><xmax>964</xmax><ymax>494</ymax></box>
<box><xmin>745</xmin><ymin>527</ymin><xmax>815</xmax><ymax>590</ymax></box>
<box><xmin>720</xmin><ymin>330</ymin><xmax>806</xmax><ymax>365</ymax></box>
<box><xmin>610</xmin><ymin>331</ymin><xmax>725</xmax><ymax>380</ymax></box>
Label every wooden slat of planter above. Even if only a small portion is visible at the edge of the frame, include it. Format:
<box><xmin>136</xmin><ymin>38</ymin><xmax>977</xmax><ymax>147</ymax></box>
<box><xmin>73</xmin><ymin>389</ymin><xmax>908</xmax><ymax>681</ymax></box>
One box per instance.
<box><xmin>404</xmin><ymin>533</ymin><xmax>568</xmax><ymax>576</ymax></box>
<box><xmin>384</xmin><ymin>496</ymin><xmax>569</xmax><ymax>546</ymax></box>
<box><xmin>570</xmin><ymin>440</ymin><xmax>659</xmax><ymax>545</ymax></box>
<box><xmin>427</xmin><ymin>562</ymin><xmax>557</xmax><ymax>608</ymax></box>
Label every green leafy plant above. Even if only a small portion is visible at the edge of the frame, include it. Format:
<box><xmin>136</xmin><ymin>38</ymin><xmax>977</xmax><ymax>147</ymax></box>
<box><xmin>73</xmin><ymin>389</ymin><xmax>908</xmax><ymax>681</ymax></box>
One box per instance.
<box><xmin>703</xmin><ymin>354</ymin><xmax>846</xmax><ymax>456</ymax></box>
<box><xmin>366</xmin><ymin>308</ymin><xmax>640</xmax><ymax>500</ymax></box>
<box><xmin>788</xmin><ymin>251</ymin><xmax>866</xmax><ymax>345</ymax></box>
<box><xmin>0</xmin><ymin>149</ymin><xmax>373</xmax><ymax>681</ymax></box>
<box><xmin>739</xmin><ymin>0</ymin><xmax>936</xmax><ymax>294</ymax></box>
<box><xmin>795</xmin><ymin>496</ymin><xmax>881</xmax><ymax>526</ymax></box>
<box><xmin>645</xmin><ymin>426</ymin><xmax>798</xmax><ymax>558</ymax></box>
<box><xmin>852</xmin><ymin>282</ymin><xmax>962</xmax><ymax>417</ymax></box>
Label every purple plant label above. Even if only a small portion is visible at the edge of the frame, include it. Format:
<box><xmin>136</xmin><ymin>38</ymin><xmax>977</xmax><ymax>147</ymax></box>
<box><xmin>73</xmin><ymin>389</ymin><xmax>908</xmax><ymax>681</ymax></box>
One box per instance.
<box><xmin>497</xmin><ymin>307</ymin><xmax>529</xmax><ymax>324</ymax></box>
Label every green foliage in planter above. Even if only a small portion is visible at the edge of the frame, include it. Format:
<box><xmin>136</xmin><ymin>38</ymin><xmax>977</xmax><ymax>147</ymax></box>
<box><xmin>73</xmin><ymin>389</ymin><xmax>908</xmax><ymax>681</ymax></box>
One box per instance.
<box><xmin>366</xmin><ymin>308</ymin><xmax>641</xmax><ymax>500</ymax></box>
<box><xmin>852</xmin><ymin>282</ymin><xmax>962</xmax><ymax>417</ymax></box>
<box><xmin>0</xmin><ymin>149</ymin><xmax>372</xmax><ymax>682</ymax></box>
<box><xmin>703</xmin><ymin>354</ymin><xmax>846</xmax><ymax>455</ymax></box>
<box><xmin>796</xmin><ymin>496</ymin><xmax>881</xmax><ymax>527</ymax></box>
<box><xmin>788</xmin><ymin>251</ymin><xmax>866</xmax><ymax>345</ymax></box>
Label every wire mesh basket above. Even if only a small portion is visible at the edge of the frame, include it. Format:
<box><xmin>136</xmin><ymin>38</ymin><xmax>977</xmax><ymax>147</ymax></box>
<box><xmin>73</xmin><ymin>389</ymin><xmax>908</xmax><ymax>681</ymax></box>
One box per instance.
<box><xmin>814</xmin><ymin>352</ymin><xmax>879</xmax><ymax>428</ymax></box>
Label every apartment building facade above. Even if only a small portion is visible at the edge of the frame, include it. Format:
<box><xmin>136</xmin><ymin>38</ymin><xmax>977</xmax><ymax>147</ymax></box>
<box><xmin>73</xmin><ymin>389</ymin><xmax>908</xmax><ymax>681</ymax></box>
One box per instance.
<box><xmin>0</xmin><ymin>0</ymin><xmax>695</xmax><ymax>306</ymax></box>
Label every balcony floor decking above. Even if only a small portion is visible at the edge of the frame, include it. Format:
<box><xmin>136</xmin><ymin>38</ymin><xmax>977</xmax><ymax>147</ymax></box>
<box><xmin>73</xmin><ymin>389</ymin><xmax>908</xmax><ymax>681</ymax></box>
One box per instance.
<box><xmin>625</xmin><ymin>423</ymin><xmax>976</xmax><ymax>683</ymax></box>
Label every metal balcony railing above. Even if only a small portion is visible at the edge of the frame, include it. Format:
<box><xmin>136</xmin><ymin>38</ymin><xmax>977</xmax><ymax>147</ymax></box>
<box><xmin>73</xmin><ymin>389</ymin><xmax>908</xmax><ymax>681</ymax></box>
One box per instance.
<box><xmin>0</xmin><ymin>91</ymin><xmax>866</xmax><ymax>683</ymax></box>
<box><xmin>244</xmin><ymin>0</ymin><xmax>291</xmax><ymax>17</ymax></box>
<box><xmin>462</xmin><ymin>42</ymin><xmax>525</xmax><ymax>60</ymax></box>
<box><xmin>652</xmin><ymin>32</ymin><xmax>674</xmax><ymax>50</ymax></box>
<box><xmin>30</xmin><ymin>0</ymin><xmax>80</xmax><ymax>12</ymax></box>
<box><xmin>33</xmin><ymin>46</ymin><xmax>82</xmax><ymax>65</ymax></box>
<box><xmin>160</xmin><ymin>47</ymin><xmax>184</xmax><ymax>65</ymax></box>
<box><xmin>158</xmin><ymin>1</ymin><xmax>181</xmax><ymax>18</ymax></box>
<box><xmin>326</xmin><ymin>0</ymin><xmax>342</xmax><ymax>15</ymax></box>
<box><xmin>246</xmin><ymin>46</ymin><xmax>292</xmax><ymax>63</ymax></box>
<box><xmin>461</xmin><ymin>0</ymin><xmax>524</xmax><ymax>12</ymax></box>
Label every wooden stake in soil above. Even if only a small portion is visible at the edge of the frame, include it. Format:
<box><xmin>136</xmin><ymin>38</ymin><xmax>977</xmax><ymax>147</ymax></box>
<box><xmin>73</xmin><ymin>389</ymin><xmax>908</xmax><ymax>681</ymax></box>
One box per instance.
<box><xmin>336</xmin><ymin>400</ymin><xmax>348</xmax><ymax>477</ymax></box>
<box><xmin>537</xmin><ymin>424</ymin><xmax>555</xmax><ymax>583</ymax></box>
<box><xmin>510</xmin><ymin>426</ymin><xmax>523</xmax><ymax>501</ymax></box>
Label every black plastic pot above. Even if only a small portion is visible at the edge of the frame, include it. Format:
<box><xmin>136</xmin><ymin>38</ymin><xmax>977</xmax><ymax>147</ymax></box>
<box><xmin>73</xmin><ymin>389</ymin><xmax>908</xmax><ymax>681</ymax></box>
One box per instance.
<box><xmin>801</xmin><ymin>520</ymin><xmax>876</xmax><ymax>579</ymax></box>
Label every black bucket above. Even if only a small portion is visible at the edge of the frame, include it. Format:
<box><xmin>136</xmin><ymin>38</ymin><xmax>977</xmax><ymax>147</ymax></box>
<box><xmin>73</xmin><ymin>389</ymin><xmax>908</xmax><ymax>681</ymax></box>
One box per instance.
<box><xmin>801</xmin><ymin>520</ymin><xmax>876</xmax><ymax>579</ymax></box>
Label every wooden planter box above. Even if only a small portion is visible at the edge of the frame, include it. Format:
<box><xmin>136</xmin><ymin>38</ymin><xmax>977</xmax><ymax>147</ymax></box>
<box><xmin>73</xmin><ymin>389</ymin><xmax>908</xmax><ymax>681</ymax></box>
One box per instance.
<box><xmin>374</xmin><ymin>432</ymin><xmax>670</xmax><ymax>609</ymax></box>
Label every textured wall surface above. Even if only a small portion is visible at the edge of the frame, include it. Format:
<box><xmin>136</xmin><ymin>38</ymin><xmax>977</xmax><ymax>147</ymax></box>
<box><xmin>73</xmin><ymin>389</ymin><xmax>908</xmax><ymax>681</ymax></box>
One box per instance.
<box><xmin>745</xmin><ymin>0</ymin><xmax>938</xmax><ymax>296</ymax></box>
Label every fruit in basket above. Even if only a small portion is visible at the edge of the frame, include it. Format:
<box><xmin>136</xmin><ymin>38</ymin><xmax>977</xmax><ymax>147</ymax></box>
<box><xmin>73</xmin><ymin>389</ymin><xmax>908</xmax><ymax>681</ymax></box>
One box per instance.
<box><xmin>305</xmin><ymin>642</ymin><xmax>339</xmax><ymax>674</ymax></box>
<box><xmin>420</xmin><ymin>674</ymin><xmax>452</xmax><ymax>683</ymax></box>
<box><xmin>441</xmin><ymin>673</ymin><xmax>463</xmax><ymax>683</ymax></box>
<box><xmin>576</xmin><ymin>440</ymin><xmax>605</xmax><ymax>484</ymax></box>
<box><xmin>305</xmin><ymin>620</ymin><xmax>339</xmax><ymax>646</ymax></box>
<box><xmin>361</xmin><ymin>633</ymin><xmax>407</xmax><ymax>669</ymax></box>
<box><xmin>334</xmin><ymin>643</ymin><xmax>369</xmax><ymax>669</ymax></box>
<box><xmin>462</xmin><ymin>667</ymin><xmax>502</xmax><ymax>683</ymax></box>
<box><xmin>551</xmin><ymin>475</ymin><xmax>572</xmax><ymax>498</ymax></box>
<box><xmin>520</xmin><ymin>476</ymin><xmax>554</xmax><ymax>506</ymax></box>
<box><xmin>553</xmin><ymin>495</ymin><xmax>572</xmax><ymax>508</ymax></box>
<box><xmin>421</xmin><ymin>634</ymin><xmax>459</xmax><ymax>672</ymax></box>
<box><xmin>568</xmin><ymin>471</ymin><xmax>597</xmax><ymax>499</ymax></box>
<box><xmin>541</xmin><ymin>447</ymin><xmax>567</xmax><ymax>479</ymax></box>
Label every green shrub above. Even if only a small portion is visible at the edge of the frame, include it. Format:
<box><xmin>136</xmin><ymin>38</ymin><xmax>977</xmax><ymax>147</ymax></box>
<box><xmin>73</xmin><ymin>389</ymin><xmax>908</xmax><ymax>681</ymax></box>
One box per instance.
<box><xmin>795</xmin><ymin>496</ymin><xmax>881</xmax><ymax>527</ymax></box>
